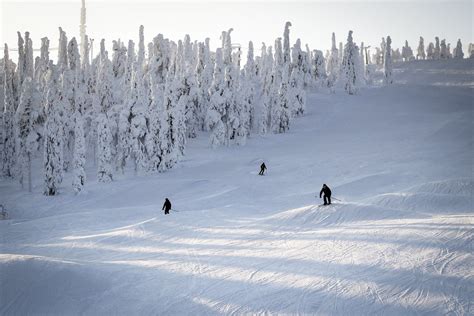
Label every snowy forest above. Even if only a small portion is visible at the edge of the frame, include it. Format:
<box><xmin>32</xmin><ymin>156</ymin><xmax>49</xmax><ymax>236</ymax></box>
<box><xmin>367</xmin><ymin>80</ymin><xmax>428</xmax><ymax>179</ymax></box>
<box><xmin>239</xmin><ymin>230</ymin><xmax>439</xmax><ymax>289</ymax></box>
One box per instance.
<box><xmin>1</xmin><ymin>23</ymin><xmax>471</xmax><ymax>196</ymax></box>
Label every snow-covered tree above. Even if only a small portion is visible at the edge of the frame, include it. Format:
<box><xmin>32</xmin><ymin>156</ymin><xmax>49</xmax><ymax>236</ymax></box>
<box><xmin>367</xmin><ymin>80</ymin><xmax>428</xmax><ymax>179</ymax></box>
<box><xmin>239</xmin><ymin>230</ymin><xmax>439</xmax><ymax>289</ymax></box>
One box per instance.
<box><xmin>57</xmin><ymin>27</ymin><xmax>68</xmax><ymax>71</ymax></box>
<box><xmin>112</xmin><ymin>40</ymin><xmax>127</xmax><ymax>103</ymax></box>
<box><xmin>402</xmin><ymin>40</ymin><xmax>414</xmax><ymax>61</ymax></box>
<box><xmin>34</xmin><ymin>36</ymin><xmax>51</xmax><ymax>117</ymax></box>
<box><xmin>453</xmin><ymin>39</ymin><xmax>464</xmax><ymax>59</ymax></box>
<box><xmin>62</xmin><ymin>38</ymin><xmax>81</xmax><ymax>173</ymax></box>
<box><xmin>359</xmin><ymin>42</ymin><xmax>366</xmax><ymax>80</ymax></box>
<box><xmin>427</xmin><ymin>42</ymin><xmax>435</xmax><ymax>59</ymax></box>
<box><xmin>15</xmin><ymin>78</ymin><xmax>39</xmax><ymax>192</ymax></box>
<box><xmin>260</xmin><ymin>45</ymin><xmax>274</xmax><ymax>134</ymax></box>
<box><xmin>16</xmin><ymin>32</ymin><xmax>25</xmax><ymax>89</ymax></box>
<box><xmin>2</xmin><ymin>44</ymin><xmax>16</xmax><ymax>178</ymax></box>
<box><xmin>383</xmin><ymin>36</ymin><xmax>393</xmax><ymax>84</ymax></box>
<box><xmin>196</xmin><ymin>39</ymin><xmax>213</xmax><ymax>131</ymax></box>
<box><xmin>96</xmin><ymin>112</ymin><xmax>113</xmax><ymax>182</ymax></box>
<box><xmin>182</xmin><ymin>35</ymin><xmax>200</xmax><ymax>139</ymax></box>
<box><xmin>283</xmin><ymin>22</ymin><xmax>292</xmax><ymax>66</ymax></box>
<box><xmin>97</xmin><ymin>42</ymin><xmax>114</xmax><ymax>114</ymax></box>
<box><xmin>72</xmin><ymin>112</ymin><xmax>86</xmax><ymax>193</ymax></box>
<box><xmin>417</xmin><ymin>37</ymin><xmax>426</xmax><ymax>60</ymax></box>
<box><xmin>469</xmin><ymin>43</ymin><xmax>474</xmax><ymax>59</ymax></box>
<box><xmin>380</xmin><ymin>37</ymin><xmax>386</xmax><ymax>66</ymax></box>
<box><xmin>440</xmin><ymin>39</ymin><xmax>448</xmax><ymax>59</ymax></box>
<box><xmin>24</xmin><ymin>32</ymin><xmax>34</xmax><ymax>80</ymax></box>
<box><xmin>290</xmin><ymin>39</ymin><xmax>306</xmax><ymax>116</ymax></box>
<box><xmin>327</xmin><ymin>32</ymin><xmax>339</xmax><ymax>88</ymax></box>
<box><xmin>207</xmin><ymin>48</ymin><xmax>226</xmax><ymax>147</ymax></box>
<box><xmin>273</xmin><ymin>67</ymin><xmax>290</xmax><ymax>133</ymax></box>
<box><xmin>312</xmin><ymin>50</ymin><xmax>327</xmax><ymax>83</ymax></box>
<box><xmin>340</xmin><ymin>31</ymin><xmax>358</xmax><ymax>94</ymax></box>
<box><xmin>137</xmin><ymin>25</ymin><xmax>145</xmax><ymax>68</ymax></box>
<box><xmin>242</xmin><ymin>41</ymin><xmax>258</xmax><ymax>132</ymax></box>
<box><xmin>434</xmin><ymin>37</ymin><xmax>441</xmax><ymax>59</ymax></box>
<box><xmin>43</xmin><ymin>65</ymin><xmax>64</xmax><ymax>195</ymax></box>
<box><xmin>129</xmin><ymin>65</ymin><xmax>149</xmax><ymax>173</ymax></box>
<box><xmin>288</xmin><ymin>61</ymin><xmax>306</xmax><ymax>117</ymax></box>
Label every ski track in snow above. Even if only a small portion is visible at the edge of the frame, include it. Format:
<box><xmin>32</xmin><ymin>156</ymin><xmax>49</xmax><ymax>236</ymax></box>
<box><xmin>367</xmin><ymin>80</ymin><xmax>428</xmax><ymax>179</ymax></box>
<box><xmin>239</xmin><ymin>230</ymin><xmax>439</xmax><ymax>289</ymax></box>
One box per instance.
<box><xmin>1</xmin><ymin>59</ymin><xmax>473</xmax><ymax>315</ymax></box>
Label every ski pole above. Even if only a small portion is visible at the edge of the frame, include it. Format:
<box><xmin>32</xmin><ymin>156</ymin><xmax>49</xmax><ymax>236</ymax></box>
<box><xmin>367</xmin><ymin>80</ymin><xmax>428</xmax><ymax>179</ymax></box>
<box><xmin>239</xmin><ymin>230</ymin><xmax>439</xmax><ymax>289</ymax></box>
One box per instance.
<box><xmin>332</xmin><ymin>197</ymin><xmax>342</xmax><ymax>202</ymax></box>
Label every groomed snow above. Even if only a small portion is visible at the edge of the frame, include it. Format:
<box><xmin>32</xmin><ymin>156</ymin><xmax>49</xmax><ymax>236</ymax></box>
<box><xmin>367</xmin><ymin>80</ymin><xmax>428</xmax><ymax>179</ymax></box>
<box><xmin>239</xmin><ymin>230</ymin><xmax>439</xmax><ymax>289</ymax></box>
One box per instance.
<box><xmin>1</xmin><ymin>59</ymin><xmax>473</xmax><ymax>315</ymax></box>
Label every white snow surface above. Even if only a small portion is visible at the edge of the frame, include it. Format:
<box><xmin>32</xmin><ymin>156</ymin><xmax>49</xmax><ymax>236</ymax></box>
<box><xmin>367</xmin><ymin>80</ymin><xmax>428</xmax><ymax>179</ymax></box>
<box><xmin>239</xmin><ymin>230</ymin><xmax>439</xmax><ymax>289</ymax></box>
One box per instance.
<box><xmin>1</xmin><ymin>59</ymin><xmax>473</xmax><ymax>315</ymax></box>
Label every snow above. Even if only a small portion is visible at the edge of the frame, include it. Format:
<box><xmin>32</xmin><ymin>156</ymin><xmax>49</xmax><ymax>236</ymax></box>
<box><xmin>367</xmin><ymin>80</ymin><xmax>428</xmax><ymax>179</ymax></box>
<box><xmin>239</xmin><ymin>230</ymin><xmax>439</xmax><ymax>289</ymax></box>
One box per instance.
<box><xmin>1</xmin><ymin>59</ymin><xmax>473</xmax><ymax>314</ymax></box>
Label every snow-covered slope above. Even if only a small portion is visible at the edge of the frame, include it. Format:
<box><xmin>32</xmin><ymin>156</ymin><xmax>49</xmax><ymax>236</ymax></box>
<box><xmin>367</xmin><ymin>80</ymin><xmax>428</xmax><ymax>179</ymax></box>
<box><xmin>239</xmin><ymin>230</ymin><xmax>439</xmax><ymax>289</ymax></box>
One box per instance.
<box><xmin>1</xmin><ymin>59</ymin><xmax>473</xmax><ymax>315</ymax></box>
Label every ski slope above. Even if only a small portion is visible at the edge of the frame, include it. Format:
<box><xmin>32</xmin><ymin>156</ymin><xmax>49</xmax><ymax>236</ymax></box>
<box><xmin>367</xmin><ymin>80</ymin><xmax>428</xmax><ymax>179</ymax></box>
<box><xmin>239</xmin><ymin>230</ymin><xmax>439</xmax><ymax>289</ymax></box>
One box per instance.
<box><xmin>1</xmin><ymin>59</ymin><xmax>473</xmax><ymax>315</ymax></box>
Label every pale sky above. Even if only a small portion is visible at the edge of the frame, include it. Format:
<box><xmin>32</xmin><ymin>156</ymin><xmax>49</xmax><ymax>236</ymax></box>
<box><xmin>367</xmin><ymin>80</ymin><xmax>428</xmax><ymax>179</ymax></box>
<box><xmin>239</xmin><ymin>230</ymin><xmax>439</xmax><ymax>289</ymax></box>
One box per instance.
<box><xmin>1</xmin><ymin>0</ymin><xmax>473</xmax><ymax>60</ymax></box>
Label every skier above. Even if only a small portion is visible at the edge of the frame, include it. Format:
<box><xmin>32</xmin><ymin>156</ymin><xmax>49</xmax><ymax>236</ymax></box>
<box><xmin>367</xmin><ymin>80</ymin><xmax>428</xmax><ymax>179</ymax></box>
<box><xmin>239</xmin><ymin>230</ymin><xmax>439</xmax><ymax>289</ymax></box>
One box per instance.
<box><xmin>162</xmin><ymin>198</ymin><xmax>172</xmax><ymax>215</ymax></box>
<box><xmin>259</xmin><ymin>162</ymin><xmax>267</xmax><ymax>175</ymax></box>
<box><xmin>319</xmin><ymin>184</ymin><xmax>332</xmax><ymax>205</ymax></box>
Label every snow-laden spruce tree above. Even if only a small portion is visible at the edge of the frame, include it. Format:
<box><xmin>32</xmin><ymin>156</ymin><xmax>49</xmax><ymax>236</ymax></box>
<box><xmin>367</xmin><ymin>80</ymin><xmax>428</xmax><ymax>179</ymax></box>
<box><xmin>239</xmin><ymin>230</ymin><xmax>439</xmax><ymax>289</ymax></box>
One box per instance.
<box><xmin>402</xmin><ymin>41</ymin><xmax>414</xmax><ymax>61</ymax></box>
<box><xmin>160</xmin><ymin>67</ymin><xmax>178</xmax><ymax>168</ymax></box>
<box><xmin>163</xmin><ymin>55</ymin><xmax>186</xmax><ymax>166</ymax></box>
<box><xmin>172</xmin><ymin>40</ymin><xmax>189</xmax><ymax>154</ymax></box>
<box><xmin>145</xmin><ymin>71</ymin><xmax>164</xmax><ymax>173</ymax></box>
<box><xmin>97</xmin><ymin>43</ymin><xmax>115</xmax><ymax>114</ymax></box>
<box><xmin>196</xmin><ymin>40</ymin><xmax>213</xmax><ymax>131</ymax></box>
<box><xmin>128</xmin><ymin>65</ymin><xmax>149</xmax><ymax>174</ymax></box>
<box><xmin>43</xmin><ymin>65</ymin><xmax>64</xmax><ymax>195</ymax></box>
<box><xmin>288</xmin><ymin>60</ymin><xmax>306</xmax><ymax>118</ymax></box>
<box><xmin>96</xmin><ymin>112</ymin><xmax>113</xmax><ymax>182</ymax></box>
<box><xmin>380</xmin><ymin>37</ymin><xmax>386</xmax><ymax>65</ymax></box>
<box><xmin>35</xmin><ymin>37</ymin><xmax>51</xmax><ymax>99</ymax></box>
<box><xmin>434</xmin><ymin>37</ymin><xmax>441</xmax><ymax>59</ymax></box>
<box><xmin>112</xmin><ymin>40</ymin><xmax>127</xmax><ymax>103</ymax></box>
<box><xmin>271</xmin><ymin>37</ymin><xmax>291</xmax><ymax>133</ymax></box>
<box><xmin>327</xmin><ymin>32</ymin><xmax>339</xmax><ymax>88</ymax></box>
<box><xmin>383</xmin><ymin>36</ymin><xmax>393</xmax><ymax>84</ymax></box>
<box><xmin>72</xmin><ymin>110</ymin><xmax>86</xmax><ymax>193</ymax></box>
<box><xmin>453</xmin><ymin>39</ymin><xmax>464</xmax><ymax>59</ymax></box>
<box><xmin>15</xmin><ymin>77</ymin><xmax>39</xmax><ymax>192</ymax></box>
<box><xmin>427</xmin><ymin>42</ymin><xmax>435</xmax><ymax>59</ymax></box>
<box><xmin>283</xmin><ymin>22</ymin><xmax>292</xmax><ymax>66</ymax></box>
<box><xmin>340</xmin><ymin>31</ymin><xmax>358</xmax><ymax>94</ymax></box>
<box><xmin>417</xmin><ymin>37</ymin><xmax>426</xmax><ymax>60</ymax></box>
<box><xmin>95</xmin><ymin>45</ymin><xmax>115</xmax><ymax>181</ymax></box>
<box><xmin>338</xmin><ymin>42</ymin><xmax>344</xmax><ymax>63</ymax></box>
<box><xmin>260</xmin><ymin>45</ymin><xmax>274</xmax><ymax>134</ymax></box>
<box><xmin>242</xmin><ymin>41</ymin><xmax>258</xmax><ymax>133</ymax></box>
<box><xmin>359</xmin><ymin>42</ymin><xmax>366</xmax><ymax>81</ymax></box>
<box><xmin>312</xmin><ymin>50</ymin><xmax>327</xmax><ymax>83</ymax></box>
<box><xmin>440</xmin><ymin>39</ymin><xmax>448</xmax><ymax>59</ymax></box>
<box><xmin>207</xmin><ymin>48</ymin><xmax>227</xmax><ymax>147</ymax></box>
<box><xmin>57</xmin><ymin>27</ymin><xmax>69</xmax><ymax>71</ymax></box>
<box><xmin>72</xmin><ymin>66</ymin><xmax>88</xmax><ymax>193</ymax></box>
<box><xmin>182</xmin><ymin>35</ymin><xmax>200</xmax><ymax>139</ymax></box>
<box><xmin>447</xmin><ymin>43</ymin><xmax>452</xmax><ymax>59</ymax></box>
<box><xmin>302</xmin><ymin>44</ymin><xmax>313</xmax><ymax>87</ymax></box>
<box><xmin>290</xmin><ymin>39</ymin><xmax>306</xmax><ymax>116</ymax></box>
<box><xmin>2</xmin><ymin>44</ymin><xmax>17</xmax><ymax>178</ymax></box>
<box><xmin>274</xmin><ymin>67</ymin><xmax>291</xmax><ymax>133</ymax></box>
<box><xmin>61</xmin><ymin>37</ymin><xmax>81</xmax><ymax>173</ymax></box>
<box><xmin>222</xmin><ymin>29</ymin><xmax>245</xmax><ymax>145</ymax></box>
<box><xmin>24</xmin><ymin>32</ymin><xmax>34</xmax><ymax>80</ymax></box>
<box><xmin>16</xmin><ymin>32</ymin><xmax>25</xmax><ymax>89</ymax></box>
<box><xmin>137</xmin><ymin>25</ymin><xmax>145</xmax><ymax>69</ymax></box>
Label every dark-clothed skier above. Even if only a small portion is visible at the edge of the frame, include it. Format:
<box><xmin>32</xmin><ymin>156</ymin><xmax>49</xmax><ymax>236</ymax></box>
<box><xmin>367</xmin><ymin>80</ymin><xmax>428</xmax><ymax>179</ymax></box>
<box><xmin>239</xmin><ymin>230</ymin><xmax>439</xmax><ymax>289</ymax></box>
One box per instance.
<box><xmin>162</xmin><ymin>198</ymin><xmax>172</xmax><ymax>215</ymax></box>
<box><xmin>319</xmin><ymin>184</ymin><xmax>332</xmax><ymax>205</ymax></box>
<box><xmin>259</xmin><ymin>162</ymin><xmax>267</xmax><ymax>175</ymax></box>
